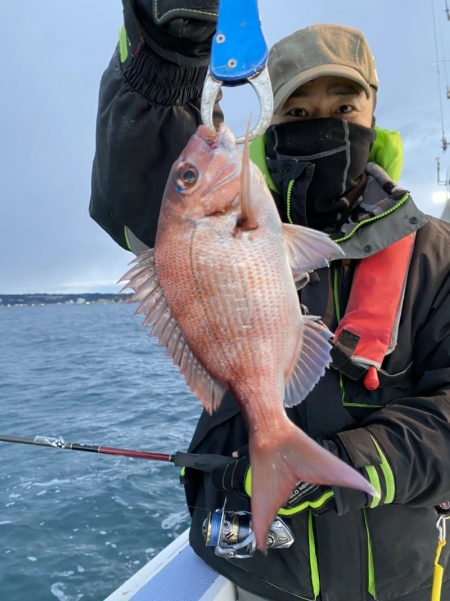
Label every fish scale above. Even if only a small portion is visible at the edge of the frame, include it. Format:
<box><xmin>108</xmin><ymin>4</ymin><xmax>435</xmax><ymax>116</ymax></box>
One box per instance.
<box><xmin>190</xmin><ymin>225</ymin><xmax>296</xmax><ymax>385</ymax></box>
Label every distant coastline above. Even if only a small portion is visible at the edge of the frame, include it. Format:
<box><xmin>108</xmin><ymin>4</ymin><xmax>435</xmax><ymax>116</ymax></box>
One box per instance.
<box><xmin>0</xmin><ymin>293</ymin><xmax>131</xmax><ymax>307</ymax></box>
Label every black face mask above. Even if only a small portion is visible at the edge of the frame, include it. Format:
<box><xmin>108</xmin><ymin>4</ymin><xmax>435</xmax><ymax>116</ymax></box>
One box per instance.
<box><xmin>265</xmin><ymin>118</ymin><xmax>376</xmax><ymax>230</ymax></box>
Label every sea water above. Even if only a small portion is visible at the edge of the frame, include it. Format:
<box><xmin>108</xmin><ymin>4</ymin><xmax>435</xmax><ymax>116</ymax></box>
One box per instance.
<box><xmin>0</xmin><ymin>302</ymin><xmax>202</xmax><ymax>601</ymax></box>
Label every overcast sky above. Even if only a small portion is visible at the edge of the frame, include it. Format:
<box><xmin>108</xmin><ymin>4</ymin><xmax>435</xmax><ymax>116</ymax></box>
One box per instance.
<box><xmin>1</xmin><ymin>0</ymin><xmax>449</xmax><ymax>294</ymax></box>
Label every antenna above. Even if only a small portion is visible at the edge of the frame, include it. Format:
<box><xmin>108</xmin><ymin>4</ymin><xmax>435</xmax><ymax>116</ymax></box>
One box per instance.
<box><xmin>447</xmin><ymin>7</ymin><xmax>450</xmax><ymax>99</ymax></box>
<box><xmin>436</xmin><ymin>158</ymin><xmax>448</xmax><ymax>185</ymax></box>
<box><xmin>439</xmin><ymin>2</ymin><xmax>450</xmax><ymax>98</ymax></box>
<box><xmin>431</xmin><ymin>0</ymin><xmax>448</xmax><ymax>151</ymax></box>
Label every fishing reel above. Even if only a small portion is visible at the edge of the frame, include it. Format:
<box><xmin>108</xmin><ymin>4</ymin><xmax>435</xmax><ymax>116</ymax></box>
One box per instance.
<box><xmin>202</xmin><ymin>506</ymin><xmax>294</xmax><ymax>559</ymax></box>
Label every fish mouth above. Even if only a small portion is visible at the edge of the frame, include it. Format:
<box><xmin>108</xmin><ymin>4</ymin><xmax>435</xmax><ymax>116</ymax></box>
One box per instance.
<box><xmin>196</xmin><ymin>125</ymin><xmax>222</xmax><ymax>147</ymax></box>
<box><xmin>196</xmin><ymin>124</ymin><xmax>235</xmax><ymax>148</ymax></box>
<box><xmin>193</xmin><ymin>124</ymin><xmax>240</xmax><ymax>213</ymax></box>
<box><xmin>196</xmin><ymin>125</ymin><xmax>240</xmax><ymax>199</ymax></box>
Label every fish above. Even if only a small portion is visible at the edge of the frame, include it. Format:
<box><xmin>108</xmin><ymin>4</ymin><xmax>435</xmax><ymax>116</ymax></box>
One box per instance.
<box><xmin>119</xmin><ymin>124</ymin><xmax>376</xmax><ymax>550</ymax></box>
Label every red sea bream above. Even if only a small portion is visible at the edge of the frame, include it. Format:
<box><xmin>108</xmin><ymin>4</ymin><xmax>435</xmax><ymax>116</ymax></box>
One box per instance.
<box><xmin>120</xmin><ymin>125</ymin><xmax>375</xmax><ymax>549</ymax></box>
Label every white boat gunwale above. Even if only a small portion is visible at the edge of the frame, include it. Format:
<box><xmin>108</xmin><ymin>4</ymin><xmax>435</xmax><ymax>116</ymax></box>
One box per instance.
<box><xmin>104</xmin><ymin>528</ymin><xmax>236</xmax><ymax>601</ymax></box>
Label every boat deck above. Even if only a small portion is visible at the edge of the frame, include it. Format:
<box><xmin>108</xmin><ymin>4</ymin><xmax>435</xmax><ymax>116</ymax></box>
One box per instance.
<box><xmin>104</xmin><ymin>529</ymin><xmax>236</xmax><ymax>601</ymax></box>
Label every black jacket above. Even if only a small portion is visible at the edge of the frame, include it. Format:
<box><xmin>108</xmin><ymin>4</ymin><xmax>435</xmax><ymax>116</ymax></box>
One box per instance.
<box><xmin>90</xmin><ymin>4</ymin><xmax>450</xmax><ymax>600</ymax></box>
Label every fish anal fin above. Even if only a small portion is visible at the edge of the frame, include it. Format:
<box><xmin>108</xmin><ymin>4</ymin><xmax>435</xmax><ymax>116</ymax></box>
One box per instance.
<box><xmin>282</xmin><ymin>224</ymin><xmax>345</xmax><ymax>283</ymax></box>
<box><xmin>284</xmin><ymin>316</ymin><xmax>333</xmax><ymax>407</ymax></box>
<box><xmin>120</xmin><ymin>253</ymin><xmax>227</xmax><ymax>414</ymax></box>
<box><xmin>249</xmin><ymin>421</ymin><xmax>376</xmax><ymax>550</ymax></box>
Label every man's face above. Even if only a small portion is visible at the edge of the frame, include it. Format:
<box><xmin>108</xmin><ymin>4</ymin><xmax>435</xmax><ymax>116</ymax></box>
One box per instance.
<box><xmin>272</xmin><ymin>75</ymin><xmax>375</xmax><ymax>128</ymax></box>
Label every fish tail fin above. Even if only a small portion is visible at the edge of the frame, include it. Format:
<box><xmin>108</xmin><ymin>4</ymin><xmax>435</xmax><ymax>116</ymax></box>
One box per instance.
<box><xmin>249</xmin><ymin>421</ymin><xmax>376</xmax><ymax>550</ymax></box>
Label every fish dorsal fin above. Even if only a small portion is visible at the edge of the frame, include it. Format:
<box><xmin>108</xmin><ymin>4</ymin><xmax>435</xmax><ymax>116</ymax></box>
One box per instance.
<box><xmin>119</xmin><ymin>250</ymin><xmax>226</xmax><ymax>415</ymax></box>
<box><xmin>282</xmin><ymin>224</ymin><xmax>345</xmax><ymax>282</ymax></box>
<box><xmin>284</xmin><ymin>315</ymin><xmax>333</xmax><ymax>407</ymax></box>
<box><xmin>238</xmin><ymin>130</ymin><xmax>258</xmax><ymax>230</ymax></box>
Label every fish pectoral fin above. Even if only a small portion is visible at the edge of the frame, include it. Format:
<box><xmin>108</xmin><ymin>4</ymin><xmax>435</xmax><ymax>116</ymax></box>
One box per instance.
<box><xmin>119</xmin><ymin>250</ymin><xmax>227</xmax><ymax>415</ymax></box>
<box><xmin>282</xmin><ymin>223</ymin><xmax>345</xmax><ymax>283</ymax></box>
<box><xmin>284</xmin><ymin>316</ymin><xmax>333</xmax><ymax>407</ymax></box>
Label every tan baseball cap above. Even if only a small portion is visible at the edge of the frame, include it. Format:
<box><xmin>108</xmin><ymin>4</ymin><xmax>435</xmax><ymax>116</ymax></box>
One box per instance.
<box><xmin>268</xmin><ymin>24</ymin><xmax>379</xmax><ymax>113</ymax></box>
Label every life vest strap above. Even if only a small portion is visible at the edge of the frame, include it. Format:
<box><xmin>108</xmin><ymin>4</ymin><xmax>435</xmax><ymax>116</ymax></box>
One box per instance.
<box><xmin>330</xmin><ymin>329</ymin><xmax>363</xmax><ymax>380</ymax></box>
<box><xmin>331</xmin><ymin>341</ymin><xmax>413</xmax><ymax>388</ymax></box>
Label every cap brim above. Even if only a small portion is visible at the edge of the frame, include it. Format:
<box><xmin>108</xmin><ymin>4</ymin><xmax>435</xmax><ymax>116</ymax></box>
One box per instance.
<box><xmin>273</xmin><ymin>64</ymin><xmax>372</xmax><ymax>113</ymax></box>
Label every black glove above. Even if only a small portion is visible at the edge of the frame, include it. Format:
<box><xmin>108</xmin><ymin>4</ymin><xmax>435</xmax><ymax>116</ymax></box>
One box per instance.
<box><xmin>212</xmin><ymin>448</ymin><xmax>250</xmax><ymax>497</ymax></box>
<box><xmin>147</xmin><ymin>0</ymin><xmax>218</xmax><ymax>40</ymax></box>
<box><xmin>212</xmin><ymin>449</ymin><xmax>335</xmax><ymax>516</ymax></box>
<box><xmin>133</xmin><ymin>0</ymin><xmax>218</xmax><ymax>62</ymax></box>
<box><xmin>278</xmin><ymin>482</ymin><xmax>335</xmax><ymax>517</ymax></box>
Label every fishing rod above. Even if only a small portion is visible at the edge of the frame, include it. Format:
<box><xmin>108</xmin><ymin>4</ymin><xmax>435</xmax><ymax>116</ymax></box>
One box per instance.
<box><xmin>0</xmin><ymin>433</ymin><xmax>295</xmax><ymax>558</ymax></box>
<box><xmin>0</xmin><ymin>434</ymin><xmax>233</xmax><ymax>471</ymax></box>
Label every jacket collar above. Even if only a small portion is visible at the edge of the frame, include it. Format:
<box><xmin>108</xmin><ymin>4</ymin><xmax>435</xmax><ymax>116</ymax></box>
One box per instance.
<box><xmin>249</xmin><ymin>126</ymin><xmax>427</xmax><ymax>259</ymax></box>
<box><xmin>333</xmin><ymin>163</ymin><xmax>427</xmax><ymax>260</ymax></box>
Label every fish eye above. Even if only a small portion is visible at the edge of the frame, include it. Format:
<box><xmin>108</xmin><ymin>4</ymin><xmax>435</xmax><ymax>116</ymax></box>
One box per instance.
<box><xmin>176</xmin><ymin>163</ymin><xmax>198</xmax><ymax>191</ymax></box>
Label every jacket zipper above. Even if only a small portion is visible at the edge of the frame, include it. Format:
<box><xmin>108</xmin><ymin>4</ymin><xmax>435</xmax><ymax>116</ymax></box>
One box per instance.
<box><xmin>334</xmin><ymin>192</ymin><xmax>410</xmax><ymax>244</ymax></box>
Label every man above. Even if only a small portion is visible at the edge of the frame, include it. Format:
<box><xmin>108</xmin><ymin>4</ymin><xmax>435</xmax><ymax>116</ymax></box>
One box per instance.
<box><xmin>90</xmin><ymin>2</ymin><xmax>450</xmax><ymax>600</ymax></box>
